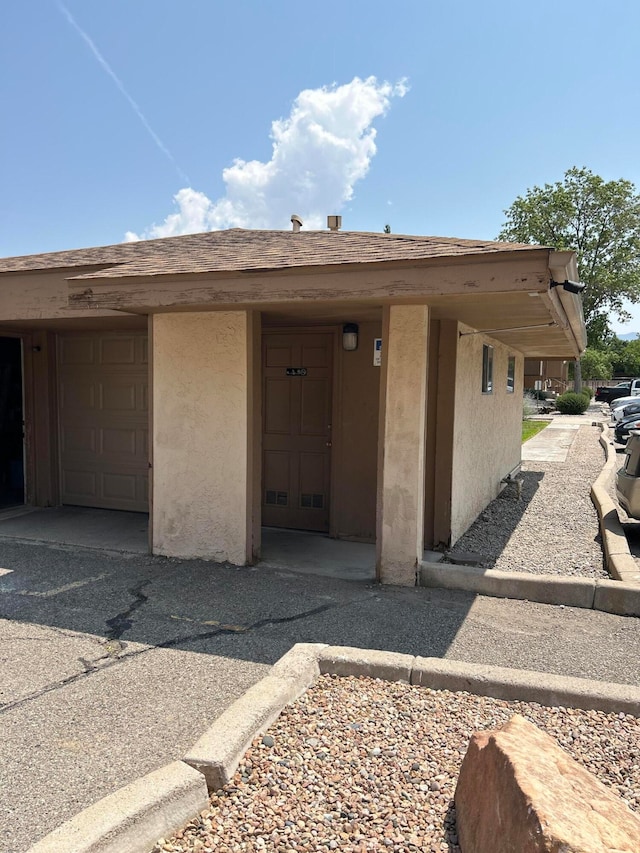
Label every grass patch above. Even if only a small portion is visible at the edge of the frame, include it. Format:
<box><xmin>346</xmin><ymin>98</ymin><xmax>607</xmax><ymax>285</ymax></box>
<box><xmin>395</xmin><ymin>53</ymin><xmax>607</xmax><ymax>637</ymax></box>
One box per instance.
<box><xmin>522</xmin><ymin>419</ymin><xmax>551</xmax><ymax>443</ymax></box>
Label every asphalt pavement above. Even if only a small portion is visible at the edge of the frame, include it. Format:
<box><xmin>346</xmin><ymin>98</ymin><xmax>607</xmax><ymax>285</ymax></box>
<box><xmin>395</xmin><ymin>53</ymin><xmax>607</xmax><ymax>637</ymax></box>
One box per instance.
<box><xmin>1</xmin><ymin>539</ymin><xmax>639</xmax><ymax>852</ymax></box>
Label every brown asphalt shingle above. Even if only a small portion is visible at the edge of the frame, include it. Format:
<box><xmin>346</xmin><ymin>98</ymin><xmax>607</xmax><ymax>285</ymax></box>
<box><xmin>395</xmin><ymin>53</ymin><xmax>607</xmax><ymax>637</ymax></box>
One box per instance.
<box><xmin>0</xmin><ymin>228</ymin><xmax>543</xmax><ymax>279</ymax></box>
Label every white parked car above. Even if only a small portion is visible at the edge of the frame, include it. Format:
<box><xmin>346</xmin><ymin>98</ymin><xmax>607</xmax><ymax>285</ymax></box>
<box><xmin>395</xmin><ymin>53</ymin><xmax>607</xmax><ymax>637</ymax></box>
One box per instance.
<box><xmin>610</xmin><ymin>396</ymin><xmax>640</xmax><ymax>416</ymax></box>
<box><xmin>612</xmin><ymin>400</ymin><xmax>640</xmax><ymax>422</ymax></box>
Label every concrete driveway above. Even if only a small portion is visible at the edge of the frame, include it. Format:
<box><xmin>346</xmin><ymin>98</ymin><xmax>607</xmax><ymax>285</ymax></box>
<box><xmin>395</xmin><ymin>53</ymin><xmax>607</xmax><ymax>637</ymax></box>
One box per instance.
<box><xmin>2</xmin><ymin>539</ymin><xmax>640</xmax><ymax>852</ymax></box>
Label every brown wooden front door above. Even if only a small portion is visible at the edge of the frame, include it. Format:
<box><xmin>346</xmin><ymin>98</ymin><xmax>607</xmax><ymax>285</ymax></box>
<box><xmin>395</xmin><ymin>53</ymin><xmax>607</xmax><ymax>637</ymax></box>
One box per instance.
<box><xmin>262</xmin><ymin>332</ymin><xmax>333</xmax><ymax>531</ymax></box>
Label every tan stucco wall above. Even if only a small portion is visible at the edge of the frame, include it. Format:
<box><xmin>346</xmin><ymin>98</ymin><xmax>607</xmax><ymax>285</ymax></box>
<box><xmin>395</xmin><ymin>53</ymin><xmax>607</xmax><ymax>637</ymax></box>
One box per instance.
<box><xmin>376</xmin><ymin>305</ymin><xmax>429</xmax><ymax>585</ymax></box>
<box><xmin>151</xmin><ymin>311</ymin><xmax>254</xmax><ymax>563</ymax></box>
<box><xmin>333</xmin><ymin>321</ymin><xmax>381</xmax><ymax>541</ymax></box>
<box><xmin>450</xmin><ymin>325</ymin><xmax>523</xmax><ymax>544</ymax></box>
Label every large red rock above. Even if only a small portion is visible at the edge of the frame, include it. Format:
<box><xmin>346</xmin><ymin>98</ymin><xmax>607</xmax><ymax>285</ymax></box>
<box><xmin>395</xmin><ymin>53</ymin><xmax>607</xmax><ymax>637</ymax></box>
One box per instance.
<box><xmin>454</xmin><ymin>714</ymin><xmax>640</xmax><ymax>853</ymax></box>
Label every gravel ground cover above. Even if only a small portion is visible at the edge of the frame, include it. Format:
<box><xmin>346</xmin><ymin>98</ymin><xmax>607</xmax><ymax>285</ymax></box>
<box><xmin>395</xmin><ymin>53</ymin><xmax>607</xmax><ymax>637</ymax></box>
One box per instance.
<box><xmin>452</xmin><ymin>425</ymin><xmax>608</xmax><ymax>577</ymax></box>
<box><xmin>151</xmin><ymin>674</ymin><xmax>640</xmax><ymax>853</ymax></box>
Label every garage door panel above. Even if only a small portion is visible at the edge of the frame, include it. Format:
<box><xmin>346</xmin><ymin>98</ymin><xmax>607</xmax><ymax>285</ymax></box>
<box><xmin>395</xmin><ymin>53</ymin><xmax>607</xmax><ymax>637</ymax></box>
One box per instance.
<box><xmin>59</xmin><ymin>332</ymin><xmax>149</xmax><ymax>512</ymax></box>
<box><xmin>99</xmin><ymin>336</ymin><xmax>137</xmax><ymax>365</ymax></box>
<box><xmin>99</xmin><ymin>381</ymin><xmax>137</xmax><ymax>411</ymax></box>
<box><xmin>59</xmin><ymin>337</ymin><xmax>96</xmax><ymax>365</ymax></box>
<box><xmin>61</xmin><ymin>426</ymin><xmax>97</xmax><ymax>454</ymax></box>
<box><xmin>103</xmin><ymin>472</ymin><xmax>137</xmax><ymax>501</ymax></box>
<box><xmin>60</xmin><ymin>380</ymin><xmax>96</xmax><ymax>411</ymax></box>
<box><xmin>62</xmin><ymin>470</ymin><xmax>97</xmax><ymax>500</ymax></box>
<box><xmin>101</xmin><ymin>427</ymin><xmax>137</xmax><ymax>457</ymax></box>
<box><xmin>61</xmin><ymin>469</ymin><xmax>147</xmax><ymax>511</ymax></box>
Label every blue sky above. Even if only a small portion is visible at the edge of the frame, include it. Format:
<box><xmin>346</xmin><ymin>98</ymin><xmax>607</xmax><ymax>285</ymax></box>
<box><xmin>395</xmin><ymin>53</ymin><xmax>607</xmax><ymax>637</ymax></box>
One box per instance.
<box><xmin>2</xmin><ymin>1</ymin><xmax>640</xmax><ymax>331</ymax></box>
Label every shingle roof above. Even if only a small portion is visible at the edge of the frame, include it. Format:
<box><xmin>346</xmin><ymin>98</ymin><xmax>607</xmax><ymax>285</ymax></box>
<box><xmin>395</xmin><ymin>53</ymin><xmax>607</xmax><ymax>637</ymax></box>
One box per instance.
<box><xmin>0</xmin><ymin>228</ymin><xmax>544</xmax><ymax>279</ymax></box>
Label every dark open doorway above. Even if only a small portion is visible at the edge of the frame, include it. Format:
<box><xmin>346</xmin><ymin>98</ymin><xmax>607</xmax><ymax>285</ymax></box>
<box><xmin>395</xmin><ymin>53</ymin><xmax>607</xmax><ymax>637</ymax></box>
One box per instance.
<box><xmin>0</xmin><ymin>337</ymin><xmax>25</xmax><ymax>508</ymax></box>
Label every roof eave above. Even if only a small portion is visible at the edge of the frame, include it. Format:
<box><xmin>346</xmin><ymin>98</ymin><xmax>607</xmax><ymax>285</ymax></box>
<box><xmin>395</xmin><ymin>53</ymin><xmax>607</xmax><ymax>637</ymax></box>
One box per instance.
<box><xmin>548</xmin><ymin>250</ymin><xmax>588</xmax><ymax>355</ymax></box>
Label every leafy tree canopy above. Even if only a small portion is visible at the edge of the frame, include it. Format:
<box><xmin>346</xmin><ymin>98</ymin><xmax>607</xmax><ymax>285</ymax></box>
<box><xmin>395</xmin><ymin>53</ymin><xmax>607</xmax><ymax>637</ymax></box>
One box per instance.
<box><xmin>499</xmin><ymin>167</ymin><xmax>640</xmax><ymax>345</ymax></box>
<box><xmin>608</xmin><ymin>337</ymin><xmax>640</xmax><ymax>376</ymax></box>
<box><xmin>579</xmin><ymin>348</ymin><xmax>612</xmax><ymax>380</ymax></box>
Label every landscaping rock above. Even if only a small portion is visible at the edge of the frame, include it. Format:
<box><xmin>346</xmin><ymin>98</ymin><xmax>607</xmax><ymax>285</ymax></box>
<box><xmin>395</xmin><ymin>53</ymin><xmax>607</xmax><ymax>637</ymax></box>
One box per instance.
<box><xmin>455</xmin><ymin>713</ymin><xmax>640</xmax><ymax>853</ymax></box>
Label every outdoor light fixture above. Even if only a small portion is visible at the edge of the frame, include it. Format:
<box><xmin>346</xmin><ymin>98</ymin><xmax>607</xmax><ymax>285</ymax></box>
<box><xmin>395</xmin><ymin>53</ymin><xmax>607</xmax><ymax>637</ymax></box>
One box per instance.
<box><xmin>342</xmin><ymin>323</ymin><xmax>359</xmax><ymax>351</ymax></box>
<box><xmin>550</xmin><ymin>279</ymin><xmax>587</xmax><ymax>295</ymax></box>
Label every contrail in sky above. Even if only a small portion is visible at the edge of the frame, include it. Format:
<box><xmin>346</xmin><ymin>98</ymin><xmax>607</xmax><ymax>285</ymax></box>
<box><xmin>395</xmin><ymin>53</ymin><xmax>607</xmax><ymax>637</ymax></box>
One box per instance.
<box><xmin>57</xmin><ymin>2</ymin><xmax>190</xmax><ymax>185</ymax></box>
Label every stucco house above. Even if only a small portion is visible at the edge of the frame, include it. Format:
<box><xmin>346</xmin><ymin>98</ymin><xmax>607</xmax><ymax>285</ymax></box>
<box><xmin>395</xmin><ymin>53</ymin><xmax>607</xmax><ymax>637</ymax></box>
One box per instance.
<box><xmin>0</xmin><ymin>224</ymin><xmax>585</xmax><ymax>584</ymax></box>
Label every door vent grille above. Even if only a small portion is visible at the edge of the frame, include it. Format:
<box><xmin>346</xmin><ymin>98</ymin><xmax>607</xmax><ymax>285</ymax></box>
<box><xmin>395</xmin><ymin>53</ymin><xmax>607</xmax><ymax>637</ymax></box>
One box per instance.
<box><xmin>301</xmin><ymin>493</ymin><xmax>324</xmax><ymax>509</ymax></box>
<box><xmin>265</xmin><ymin>490</ymin><xmax>288</xmax><ymax>506</ymax></box>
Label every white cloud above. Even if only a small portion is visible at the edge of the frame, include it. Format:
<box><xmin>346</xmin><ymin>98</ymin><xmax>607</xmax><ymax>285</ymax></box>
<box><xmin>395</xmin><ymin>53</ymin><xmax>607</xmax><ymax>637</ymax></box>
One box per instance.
<box><xmin>125</xmin><ymin>76</ymin><xmax>407</xmax><ymax>241</ymax></box>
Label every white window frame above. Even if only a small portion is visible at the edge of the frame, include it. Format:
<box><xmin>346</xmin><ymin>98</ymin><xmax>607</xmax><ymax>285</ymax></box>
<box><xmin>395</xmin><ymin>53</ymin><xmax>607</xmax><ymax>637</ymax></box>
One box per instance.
<box><xmin>507</xmin><ymin>355</ymin><xmax>516</xmax><ymax>393</ymax></box>
<box><xmin>482</xmin><ymin>344</ymin><xmax>494</xmax><ymax>394</ymax></box>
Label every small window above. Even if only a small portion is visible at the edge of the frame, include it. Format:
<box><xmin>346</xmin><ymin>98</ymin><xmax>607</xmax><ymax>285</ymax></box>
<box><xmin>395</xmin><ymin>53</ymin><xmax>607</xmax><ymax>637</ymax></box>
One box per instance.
<box><xmin>507</xmin><ymin>356</ymin><xmax>516</xmax><ymax>393</ymax></box>
<box><xmin>482</xmin><ymin>345</ymin><xmax>494</xmax><ymax>394</ymax></box>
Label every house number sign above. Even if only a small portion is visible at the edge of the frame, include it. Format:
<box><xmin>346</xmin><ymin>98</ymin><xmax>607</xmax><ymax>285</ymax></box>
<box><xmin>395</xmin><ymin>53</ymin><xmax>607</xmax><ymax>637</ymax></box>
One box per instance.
<box><xmin>286</xmin><ymin>368</ymin><xmax>307</xmax><ymax>376</ymax></box>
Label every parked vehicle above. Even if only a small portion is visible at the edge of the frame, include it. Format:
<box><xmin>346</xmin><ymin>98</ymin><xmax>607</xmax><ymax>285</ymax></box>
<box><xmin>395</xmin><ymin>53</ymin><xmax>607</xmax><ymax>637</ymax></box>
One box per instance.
<box><xmin>595</xmin><ymin>381</ymin><xmax>633</xmax><ymax>403</ymax></box>
<box><xmin>596</xmin><ymin>379</ymin><xmax>640</xmax><ymax>403</ymax></box>
<box><xmin>616</xmin><ymin>431</ymin><xmax>640</xmax><ymax>518</ymax></box>
<box><xmin>614</xmin><ymin>413</ymin><xmax>640</xmax><ymax>443</ymax></box>
<box><xmin>612</xmin><ymin>400</ymin><xmax>640</xmax><ymax>423</ymax></box>
<box><xmin>610</xmin><ymin>395</ymin><xmax>640</xmax><ymax>413</ymax></box>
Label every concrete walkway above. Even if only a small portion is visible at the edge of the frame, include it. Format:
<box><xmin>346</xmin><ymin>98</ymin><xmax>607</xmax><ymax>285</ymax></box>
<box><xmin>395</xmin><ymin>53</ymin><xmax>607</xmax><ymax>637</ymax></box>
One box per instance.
<box><xmin>523</xmin><ymin>404</ymin><xmax>607</xmax><ymax>463</ymax></box>
<box><xmin>522</xmin><ymin>422</ymin><xmax>582</xmax><ymax>462</ymax></box>
<box><xmin>0</xmin><ymin>509</ymin><xmax>377</xmax><ymax>582</ymax></box>
<box><xmin>0</xmin><ymin>506</ymin><xmax>149</xmax><ymax>553</ymax></box>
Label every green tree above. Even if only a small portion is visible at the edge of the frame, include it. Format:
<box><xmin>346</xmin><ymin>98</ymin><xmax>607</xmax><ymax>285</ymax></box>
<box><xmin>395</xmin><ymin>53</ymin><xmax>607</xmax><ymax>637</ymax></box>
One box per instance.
<box><xmin>499</xmin><ymin>167</ymin><xmax>640</xmax><ymax>345</ymax></box>
<box><xmin>579</xmin><ymin>348</ymin><xmax>612</xmax><ymax>380</ymax></box>
<box><xmin>616</xmin><ymin>337</ymin><xmax>640</xmax><ymax>376</ymax></box>
<box><xmin>607</xmin><ymin>335</ymin><xmax>631</xmax><ymax>375</ymax></box>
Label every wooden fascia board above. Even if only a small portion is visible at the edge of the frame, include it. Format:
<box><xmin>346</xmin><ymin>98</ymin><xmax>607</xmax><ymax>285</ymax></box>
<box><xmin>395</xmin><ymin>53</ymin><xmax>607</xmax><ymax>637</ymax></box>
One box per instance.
<box><xmin>67</xmin><ymin>251</ymin><xmax>551</xmax><ymax>312</ymax></box>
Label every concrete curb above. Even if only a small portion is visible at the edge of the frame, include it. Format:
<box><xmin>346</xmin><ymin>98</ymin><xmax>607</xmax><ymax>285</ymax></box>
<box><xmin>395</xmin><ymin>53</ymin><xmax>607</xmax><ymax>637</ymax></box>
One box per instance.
<box><xmin>591</xmin><ymin>425</ymin><xmax>640</xmax><ymax>585</ymax></box>
<box><xmin>27</xmin><ymin>761</ymin><xmax>208</xmax><ymax>853</ymax></box>
<box><xmin>418</xmin><ymin>562</ymin><xmax>640</xmax><ymax>617</ymax></box>
<box><xmin>419</xmin><ymin>562</ymin><xmax>595</xmax><ymax>608</ymax></box>
<box><xmin>594</xmin><ymin>579</ymin><xmax>640</xmax><ymax>617</ymax></box>
<box><xmin>318</xmin><ymin>645</ymin><xmax>414</xmax><ymax>682</ymax></box>
<box><xmin>28</xmin><ymin>643</ymin><xmax>640</xmax><ymax>852</ymax></box>
<box><xmin>410</xmin><ymin>656</ymin><xmax>640</xmax><ymax>715</ymax></box>
<box><xmin>183</xmin><ymin>643</ymin><xmax>327</xmax><ymax>790</ymax></box>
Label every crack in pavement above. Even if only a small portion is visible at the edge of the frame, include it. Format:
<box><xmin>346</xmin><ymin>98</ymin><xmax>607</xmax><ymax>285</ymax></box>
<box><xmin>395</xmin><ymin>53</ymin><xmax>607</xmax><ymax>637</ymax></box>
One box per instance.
<box><xmin>105</xmin><ymin>579</ymin><xmax>152</xmax><ymax>640</ymax></box>
<box><xmin>0</xmin><ymin>597</ymin><xmax>358</xmax><ymax>714</ymax></box>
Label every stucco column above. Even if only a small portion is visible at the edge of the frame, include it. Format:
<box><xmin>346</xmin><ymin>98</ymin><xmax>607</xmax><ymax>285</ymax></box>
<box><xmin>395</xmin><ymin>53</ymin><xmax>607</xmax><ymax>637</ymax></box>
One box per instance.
<box><xmin>150</xmin><ymin>311</ymin><xmax>258</xmax><ymax>564</ymax></box>
<box><xmin>376</xmin><ymin>304</ymin><xmax>429</xmax><ymax>585</ymax></box>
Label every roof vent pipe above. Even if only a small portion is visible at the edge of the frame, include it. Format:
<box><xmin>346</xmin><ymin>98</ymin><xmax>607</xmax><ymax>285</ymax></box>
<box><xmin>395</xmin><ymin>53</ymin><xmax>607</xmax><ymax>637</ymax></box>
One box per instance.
<box><xmin>291</xmin><ymin>214</ymin><xmax>303</xmax><ymax>233</ymax></box>
<box><xmin>327</xmin><ymin>215</ymin><xmax>342</xmax><ymax>232</ymax></box>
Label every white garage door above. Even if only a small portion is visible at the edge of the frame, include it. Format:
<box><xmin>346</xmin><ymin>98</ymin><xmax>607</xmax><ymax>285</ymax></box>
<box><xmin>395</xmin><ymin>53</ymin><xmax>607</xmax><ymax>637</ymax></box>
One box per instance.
<box><xmin>58</xmin><ymin>332</ymin><xmax>149</xmax><ymax>512</ymax></box>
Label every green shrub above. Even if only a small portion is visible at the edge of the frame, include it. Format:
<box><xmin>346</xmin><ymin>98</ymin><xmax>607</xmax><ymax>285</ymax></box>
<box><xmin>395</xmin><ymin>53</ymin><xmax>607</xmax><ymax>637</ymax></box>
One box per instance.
<box><xmin>555</xmin><ymin>392</ymin><xmax>589</xmax><ymax>415</ymax></box>
<box><xmin>581</xmin><ymin>386</ymin><xmax>593</xmax><ymax>399</ymax></box>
